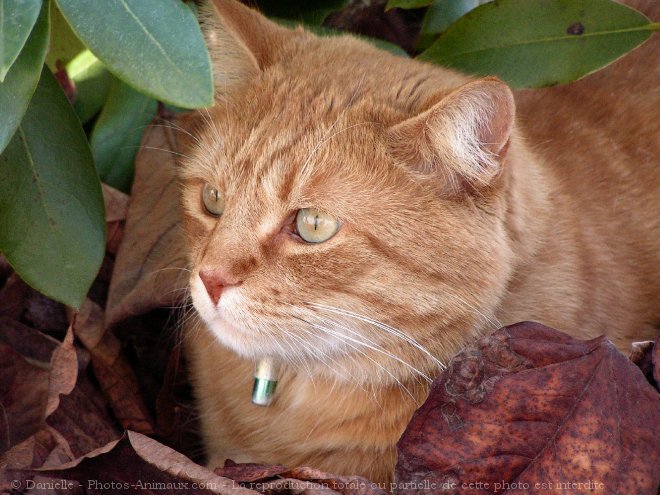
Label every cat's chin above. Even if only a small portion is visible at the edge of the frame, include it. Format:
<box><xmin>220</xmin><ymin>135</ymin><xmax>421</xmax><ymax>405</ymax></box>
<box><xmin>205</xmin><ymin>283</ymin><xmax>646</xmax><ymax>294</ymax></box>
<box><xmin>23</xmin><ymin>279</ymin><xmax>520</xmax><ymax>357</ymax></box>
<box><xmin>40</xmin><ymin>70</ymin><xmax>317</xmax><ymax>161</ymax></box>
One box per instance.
<box><xmin>194</xmin><ymin>312</ymin><xmax>336</xmax><ymax>362</ymax></box>
<box><xmin>197</xmin><ymin>314</ymin><xmax>262</xmax><ymax>359</ymax></box>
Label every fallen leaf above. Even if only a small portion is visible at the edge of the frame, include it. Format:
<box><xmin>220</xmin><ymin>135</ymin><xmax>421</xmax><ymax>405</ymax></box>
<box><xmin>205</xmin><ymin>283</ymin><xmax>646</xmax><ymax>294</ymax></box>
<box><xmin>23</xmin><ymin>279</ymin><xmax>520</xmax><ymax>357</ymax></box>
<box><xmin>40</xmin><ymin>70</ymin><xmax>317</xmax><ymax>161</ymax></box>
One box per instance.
<box><xmin>22</xmin><ymin>431</ymin><xmax>258</xmax><ymax>495</ymax></box>
<box><xmin>105</xmin><ymin>116</ymin><xmax>191</xmax><ymax>328</ymax></box>
<box><xmin>395</xmin><ymin>321</ymin><xmax>660</xmax><ymax>494</ymax></box>
<box><xmin>215</xmin><ymin>462</ymin><xmax>289</xmax><ymax>483</ymax></box>
<box><xmin>0</xmin><ymin>274</ymin><xmax>69</xmax><ymax>336</ymax></box>
<box><xmin>0</xmin><ymin>343</ymin><xmax>50</xmax><ymax>455</ymax></box>
<box><xmin>1</xmin><ymin>425</ymin><xmax>79</xmax><ymax>473</ymax></box>
<box><xmin>0</xmin><ymin>309</ymin><xmax>125</xmax><ymax>494</ymax></box>
<box><xmin>1</xmin><ymin>358</ymin><xmax>121</xmax><ymax>479</ymax></box>
<box><xmin>653</xmin><ymin>334</ymin><xmax>660</xmax><ymax>387</ymax></box>
<box><xmin>215</xmin><ymin>462</ymin><xmax>387</xmax><ymax>495</ymax></box>
<box><xmin>0</xmin><ymin>317</ymin><xmax>59</xmax><ymax>363</ymax></box>
<box><xmin>0</xmin><ymin>273</ymin><xmax>30</xmax><ymax>319</ymax></box>
<box><xmin>0</xmin><ymin>318</ymin><xmax>78</xmax><ymax>457</ymax></box>
<box><xmin>630</xmin><ymin>339</ymin><xmax>656</xmax><ymax>389</ymax></box>
<box><xmin>46</xmin><ymin>326</ymin><xmax>78</xmax><ymax>417</ymax></box>
<box><xmin>283</xmin><ymin>467</ymin><xmax>387</xmax><ymax>495</ymax></box>
<box><xmin>0</xmin><ymin>318</ymin><xmax>109</xmax><ymax>471</ymax></box>
<box><xmin>102</xmin><ymin>183</ymin><xmax>129</xmax><ymax>224</ymax></box>
<box><xmin>73</xmin><ymin>299</ymin><xmax>155</xmax><ymax>434</ymax></box>
<box><xmin>0</xmin><ymin>426</ymin><xmax>79</xmax><ymax>493</ymax></box>
<box><xmin>46</xmin><ymin>370</ymin><xmax>122</xmax><ymax>458</ymax></box>
<box><xmin>254</xmin><ymin>478</ymin><xmax>337</xmax><ymax>494</ymax></box>
<box><xmin>23</xmin><ymin>290</ymin><xmax>70</xmax><ymax>335</ymax></box>
<box><xmin>102</xmin><ymin>183</ymin><xmax>129</xmax><ymax>256</ymax></box>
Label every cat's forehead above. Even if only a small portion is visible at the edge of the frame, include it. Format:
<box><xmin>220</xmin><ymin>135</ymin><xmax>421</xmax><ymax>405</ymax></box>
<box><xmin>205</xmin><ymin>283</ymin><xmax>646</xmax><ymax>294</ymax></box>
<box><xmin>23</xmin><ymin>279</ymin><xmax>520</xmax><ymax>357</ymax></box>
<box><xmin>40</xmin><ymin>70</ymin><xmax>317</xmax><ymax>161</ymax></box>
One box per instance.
<box><xmin>201</xmin><ymin>84</ymin><xmax>383</xmax><ymax>174</ymax></box>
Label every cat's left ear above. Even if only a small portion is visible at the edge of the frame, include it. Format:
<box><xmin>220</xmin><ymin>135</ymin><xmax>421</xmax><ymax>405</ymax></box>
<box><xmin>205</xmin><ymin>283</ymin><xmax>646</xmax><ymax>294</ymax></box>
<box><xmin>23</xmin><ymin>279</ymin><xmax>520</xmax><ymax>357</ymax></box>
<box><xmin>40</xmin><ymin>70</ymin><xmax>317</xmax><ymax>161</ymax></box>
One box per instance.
<box><xmin>387</xmin><ymin>77</ymin><xmax>515</xmax><ymax>193</ymax></box>
<box><xmin>200</xmin><ymin>0</ymin><xmax>290</xmax><ymax>101</ymax></box>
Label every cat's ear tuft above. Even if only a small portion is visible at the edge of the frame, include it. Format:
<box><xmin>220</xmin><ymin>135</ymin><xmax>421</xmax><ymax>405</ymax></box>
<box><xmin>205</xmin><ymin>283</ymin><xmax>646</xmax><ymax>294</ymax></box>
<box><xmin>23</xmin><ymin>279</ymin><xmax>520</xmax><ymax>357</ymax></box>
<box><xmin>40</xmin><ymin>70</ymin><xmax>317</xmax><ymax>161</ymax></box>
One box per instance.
<box><xmin>388</xmin><ymin>77</ymin><xmax>515</xmax><ymax>193</ymax></box>
<box><xmin>200</xmin><ymin>0</ymin><xmax>289</xmax><ymax>101</ymax></box>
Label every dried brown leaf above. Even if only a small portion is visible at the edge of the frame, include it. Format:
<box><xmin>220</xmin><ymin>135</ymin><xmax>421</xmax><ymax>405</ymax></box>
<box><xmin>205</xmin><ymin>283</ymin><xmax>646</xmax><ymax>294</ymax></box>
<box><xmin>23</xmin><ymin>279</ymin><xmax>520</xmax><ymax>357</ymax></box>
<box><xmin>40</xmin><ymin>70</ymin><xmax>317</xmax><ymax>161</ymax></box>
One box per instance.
<box><xmin>23</xmin><ymin>431</ymin><xmax>258</xmax><ymax>495</ymax></box>
<box><xmin>283</xmin><ymin>467</ymin><xmax>386</xmax><ymax>495</ymax></box>
<box><xmin>47</xmin><ymin>369</ymin><xmax>122</xmax><ymax>458</ymax></box>
<box><xmin>0</xmin><ymin>343</ymin><xmax>49</xmax><ymax>455</ymax></box>
<box><xmin>0</xmin><ymin>313</ymin><xmax>122</xmax><ymax>490</ymax></box>
<box><xmin>73</xmin><ymin>299</ymin><xmax>155</xmax><ymax>434</ymax></box>
<box><xmin>214</xmin><ymin>462</ymin><xmax>289</xmax><ymax>483</ymax></box>
<box><xmin>102</xmin><ymin>184</ymin><xmax>129</xmax><ymax>256</ymax></box>
<box><xmin>0</xmin><ymin>427</ymin><xmax>81</xmax><ymax>495</ymax></box>
<box><xmin>630</xmin><ymin>339</ymin><xmax>656</xmax><ymax>389</ymax></box>
<box><xmin>255</xmin><ymin>478</ymin><xmax>337</xmax><ymax>494</ymax></box>
<box><xmin>0</xmin><ymin>274</ymin><xmax>68</xmax><ymax>335</ymax></box>
<box><xmin>24</xmin><ymin>292</ymin><xmax>69</xmax><ymax>335</ymax></box>
<box><xmin>215</xmin><ymin>462</ymin><xmax>386</xmax><ymax>495</ymax></box>
<box><xmin>1</xmin><ymin>426</ymin><xmax>76</xmax><ymax>471</ymax></box>
<box><xmin>105</xmin><ymin>117</ymin><xmax>191</xmax><ymax>328</ymax></box>
<box><xmin>0</xmin><ymin>318</ymin><xmax>79</xmax><ymax>458</ymax></box>
<box><xmin>653</xmin><ymin>333</ymin><xmax>660</xmax><ymax>386</ymax></box>
<box><xmin>0</xmin><ymin>273</ymin><xmax>30</xmax><ymax>319</ymax></box>
<box><xmin>395</xmin><ymin>322</ymin><xmax>660</xmax><ymax>494</ymax></box>
<box><xmin>102</xmin><ymin>183</ymin><xmax>129</xmax><ymax>224</ymax></box>
<box><xmin>0</xmin><ymin>317</ymin><xmax>59</xmax><ymax>363</ymax></box>
<box><xmin>46</xmin><ymin>326</ymin><xmax>78</xmax><ymax>417</ymax></box>
<box><xmin>1</xmin><ymin>369</ymin><xmax>120</xmax><ymax>481</ymax></box>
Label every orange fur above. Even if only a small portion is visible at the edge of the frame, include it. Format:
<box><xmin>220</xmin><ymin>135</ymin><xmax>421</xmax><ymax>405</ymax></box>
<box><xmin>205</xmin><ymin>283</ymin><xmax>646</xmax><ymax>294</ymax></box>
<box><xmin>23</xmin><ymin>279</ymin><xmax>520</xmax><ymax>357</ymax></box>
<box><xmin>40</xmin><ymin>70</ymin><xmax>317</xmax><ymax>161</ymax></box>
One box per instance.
<box><xmin>177</xmin><ymin>0</ymin><xmax>659</xmax><ymax>484</ymax></box>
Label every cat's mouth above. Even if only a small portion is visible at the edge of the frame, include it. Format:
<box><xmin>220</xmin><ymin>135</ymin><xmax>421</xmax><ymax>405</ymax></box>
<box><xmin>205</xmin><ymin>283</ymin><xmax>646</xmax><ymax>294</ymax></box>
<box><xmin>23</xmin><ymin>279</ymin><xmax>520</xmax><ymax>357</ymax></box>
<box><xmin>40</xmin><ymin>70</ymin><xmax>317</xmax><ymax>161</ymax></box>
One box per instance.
<box><xmin>190</xmin><ymin>274</ymin><xmax>249</xmax><ymax>341</ymax></box>
<box><xmin>190</xmin><ymin>273</ymin><xmax>308</xmax><ymax>358</ymax></box>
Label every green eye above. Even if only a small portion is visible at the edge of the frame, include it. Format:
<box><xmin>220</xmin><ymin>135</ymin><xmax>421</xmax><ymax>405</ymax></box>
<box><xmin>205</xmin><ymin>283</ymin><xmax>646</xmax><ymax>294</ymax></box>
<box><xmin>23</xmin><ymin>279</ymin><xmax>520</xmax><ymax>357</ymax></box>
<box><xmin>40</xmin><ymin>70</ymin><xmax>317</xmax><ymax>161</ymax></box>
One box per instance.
<box><xmin>295</xmin><ymin>208</ymin><xmax>339</xmax><ymax>243</ymax></box>
<box><xmin>202</xmin><ymin>182</ymin><xmax>224</xmax><ymax>216</ymax></box>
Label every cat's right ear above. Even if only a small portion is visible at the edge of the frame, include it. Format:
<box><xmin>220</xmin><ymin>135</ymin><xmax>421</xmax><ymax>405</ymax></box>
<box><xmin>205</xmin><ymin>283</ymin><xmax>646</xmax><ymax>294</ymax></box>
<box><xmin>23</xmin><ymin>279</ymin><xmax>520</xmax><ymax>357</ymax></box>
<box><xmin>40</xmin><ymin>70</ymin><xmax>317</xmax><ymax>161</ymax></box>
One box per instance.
<box><xmin>200</xmin><ymin>0</ymin><xmax>289</xmax><ymax>101</ymax></box>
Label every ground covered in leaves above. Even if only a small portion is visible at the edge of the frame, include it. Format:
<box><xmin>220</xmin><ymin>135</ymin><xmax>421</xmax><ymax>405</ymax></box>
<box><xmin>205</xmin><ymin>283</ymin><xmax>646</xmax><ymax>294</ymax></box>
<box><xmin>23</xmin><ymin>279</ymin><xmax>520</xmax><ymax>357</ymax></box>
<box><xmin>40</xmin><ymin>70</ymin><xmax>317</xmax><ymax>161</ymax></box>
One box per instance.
<box><xmin>1</xmin><ymin>118</ymin><xmax>659</xmax><ymax>494</ymax></box>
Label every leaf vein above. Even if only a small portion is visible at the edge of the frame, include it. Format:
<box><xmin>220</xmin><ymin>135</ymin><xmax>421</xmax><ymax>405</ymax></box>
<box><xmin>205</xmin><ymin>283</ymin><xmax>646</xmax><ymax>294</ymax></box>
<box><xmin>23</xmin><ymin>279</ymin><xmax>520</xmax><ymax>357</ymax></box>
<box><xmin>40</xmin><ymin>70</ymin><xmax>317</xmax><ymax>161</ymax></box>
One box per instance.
<box><xmin>117</xmin><ymin>0</ymin><xmax>187</xmax><ymax>82</ymax></box>
<box><xmin>427</xmin><ymin>25</ymin><xmax>651</xmax><ymax>62</ymax></box>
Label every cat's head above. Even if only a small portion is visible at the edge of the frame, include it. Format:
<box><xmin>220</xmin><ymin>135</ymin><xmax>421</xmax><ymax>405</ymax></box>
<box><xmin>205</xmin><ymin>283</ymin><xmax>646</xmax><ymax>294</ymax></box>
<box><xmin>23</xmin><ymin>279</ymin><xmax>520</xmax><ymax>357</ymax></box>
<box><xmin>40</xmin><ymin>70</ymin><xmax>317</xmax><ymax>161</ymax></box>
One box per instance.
<box><xmin>178</xmin><ymin>0</ymin><xmax>516</xmax><ymax>382</ymax></box>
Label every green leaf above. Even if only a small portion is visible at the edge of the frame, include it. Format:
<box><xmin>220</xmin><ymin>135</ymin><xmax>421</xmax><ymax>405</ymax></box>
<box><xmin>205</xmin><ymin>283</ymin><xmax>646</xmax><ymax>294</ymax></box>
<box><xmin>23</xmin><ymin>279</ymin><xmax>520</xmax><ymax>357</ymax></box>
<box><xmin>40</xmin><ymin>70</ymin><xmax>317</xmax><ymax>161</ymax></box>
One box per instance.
<box><xmin>418</xmin><ymin>0</ymin><xmax>654</xmax><ymax>88</ymax></box>
<box><xmin>385</xmin><ymin>0</ymin><xmax>434</xmax><ymax>11</ymax></box>
<box><xmin>54</xmin><ymin>0</ymin><xmax>213</xmax><ymax>108</ymax></box>
<box><xmin>275</xmin><ymin>19</ymin><xmax>409</xmax><ymax>57</ymax></box>
<box><xmin>0</xmin><ymin>0</ymin><xmax>42</xmax><ymax>80</ymax></box>
<box><xmin>417</xmin><ymin>0</ymin><xmax>485</xmax><ymax>50</ymax></box>
<box><xmin>66</xmin><ymin>50</ymin><xmax>111</xmax><ymax>123</ymax></box>
<box><xmin>45</xmin><ymin>3</ymin><xmax>84</xmax><ymax>71</ymax></box>
<box><xmin>256</xmin><ymin>0</ymin><xmax>348</xmax><ymax>25</ymax></box>
<box><xmin>0</xmin><ymin>67</ymin><xmax>105</xmax><ymax>309</ymax></box>
<box><xmin>91</xmin><ymin>78</ymin><xmax>157</xmax><ymax>193</ymax></box>
<box><xmin>0</xmin><ymin>0</ymin><xmax>47</xmax><ymax>153</ymax></box>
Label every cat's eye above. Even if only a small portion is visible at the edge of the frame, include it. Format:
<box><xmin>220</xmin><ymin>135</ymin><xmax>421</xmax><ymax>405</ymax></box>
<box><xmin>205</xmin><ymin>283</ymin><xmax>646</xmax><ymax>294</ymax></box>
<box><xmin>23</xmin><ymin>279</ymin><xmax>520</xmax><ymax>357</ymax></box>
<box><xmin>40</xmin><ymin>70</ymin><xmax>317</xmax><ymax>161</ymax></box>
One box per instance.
<box><xmin>295</xmin><ymin>208</ymin><xmax>339</xmax><ymax>243</ymax></box>
<box><xmin>202</xmin><ymin>182</ymin><xmax>224</xmax><ymax>216</ymax></box>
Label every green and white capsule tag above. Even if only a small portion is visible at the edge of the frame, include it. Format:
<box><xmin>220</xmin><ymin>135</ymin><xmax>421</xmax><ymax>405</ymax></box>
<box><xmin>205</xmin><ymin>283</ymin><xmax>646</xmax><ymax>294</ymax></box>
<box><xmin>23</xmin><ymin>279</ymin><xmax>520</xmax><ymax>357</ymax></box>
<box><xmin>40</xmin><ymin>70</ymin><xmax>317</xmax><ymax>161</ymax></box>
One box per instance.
<box><xmin>252</xmin><ymin>358</ymin><xmax>279</xmax><ymax>406</ymax></box>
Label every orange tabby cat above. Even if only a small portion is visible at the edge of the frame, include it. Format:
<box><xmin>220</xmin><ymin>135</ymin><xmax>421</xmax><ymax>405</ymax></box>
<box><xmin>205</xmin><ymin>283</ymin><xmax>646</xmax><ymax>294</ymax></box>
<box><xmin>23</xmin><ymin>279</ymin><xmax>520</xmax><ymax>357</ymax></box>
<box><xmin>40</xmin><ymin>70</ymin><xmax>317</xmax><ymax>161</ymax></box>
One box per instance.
<box><xmin>177</xmin><ymin>0</ymin><xmax>659</xmax><ymax>483</ymax></box>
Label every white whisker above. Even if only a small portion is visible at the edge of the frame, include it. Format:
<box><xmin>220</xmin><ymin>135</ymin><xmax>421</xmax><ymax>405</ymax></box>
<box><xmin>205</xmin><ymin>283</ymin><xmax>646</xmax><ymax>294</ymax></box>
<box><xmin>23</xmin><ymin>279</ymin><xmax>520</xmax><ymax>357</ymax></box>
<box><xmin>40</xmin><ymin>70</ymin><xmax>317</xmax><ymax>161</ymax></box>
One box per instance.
<box><xmin>308</xmin><ymin>302</ymin><xmax>446</xmax><ymax>371</ymax></box>
<box><xmin>299</xmin><ymin>314</ymin><xmax>421</xmax><ymax>403</ymax></box>
<box><xmin>137</xmin><ymin>145</ymin><xmax>193</xmax><ymax>159</ymax></box>
<box><xmin>444</xmin><ymin>291</ymin><xmax>502</xmax><ymax>331</ymax></box>
<box><xmin>295</xmin><ymin>308</ymin><xmax>431</xmax><ymax>382</ymax></box>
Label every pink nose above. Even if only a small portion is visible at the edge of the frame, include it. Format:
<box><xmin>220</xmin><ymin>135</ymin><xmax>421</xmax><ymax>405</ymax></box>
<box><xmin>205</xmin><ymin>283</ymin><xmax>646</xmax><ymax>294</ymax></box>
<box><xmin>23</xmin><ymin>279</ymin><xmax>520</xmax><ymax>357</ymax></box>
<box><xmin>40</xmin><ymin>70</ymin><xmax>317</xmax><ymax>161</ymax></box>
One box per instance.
<box><xmin>199</xmin><ymin>269</ymin><xmax>235</xmax><ymax>305</ymax></box>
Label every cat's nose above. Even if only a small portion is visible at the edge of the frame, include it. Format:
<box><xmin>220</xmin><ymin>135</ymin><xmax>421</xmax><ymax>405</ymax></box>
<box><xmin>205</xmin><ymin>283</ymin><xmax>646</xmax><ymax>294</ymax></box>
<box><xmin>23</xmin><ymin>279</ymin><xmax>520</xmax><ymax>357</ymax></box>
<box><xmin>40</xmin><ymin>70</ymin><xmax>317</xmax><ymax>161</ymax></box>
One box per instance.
<box><xmin>199</xmin><ymin>269</ymin><xmax>239</xmax><ymax>305</ymax></box>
